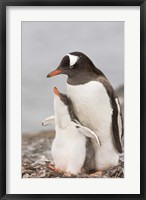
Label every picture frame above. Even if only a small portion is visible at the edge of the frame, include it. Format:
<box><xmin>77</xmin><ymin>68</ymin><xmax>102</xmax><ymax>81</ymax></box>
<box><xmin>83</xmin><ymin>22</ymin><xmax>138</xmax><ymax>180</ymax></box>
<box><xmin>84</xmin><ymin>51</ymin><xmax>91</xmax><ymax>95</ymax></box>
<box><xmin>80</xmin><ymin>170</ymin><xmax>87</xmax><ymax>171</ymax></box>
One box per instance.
<box><xmin>0</xmin><ymin>0</ymin><xmax>145</xmax><ymax>199</ymax></box>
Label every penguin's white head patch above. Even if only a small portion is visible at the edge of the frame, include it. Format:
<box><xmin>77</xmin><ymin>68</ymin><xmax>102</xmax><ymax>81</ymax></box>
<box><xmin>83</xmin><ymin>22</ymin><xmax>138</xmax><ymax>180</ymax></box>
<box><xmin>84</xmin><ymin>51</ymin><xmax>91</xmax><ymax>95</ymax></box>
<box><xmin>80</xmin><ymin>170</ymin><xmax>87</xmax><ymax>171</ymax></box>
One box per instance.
<box><xmin>67</xmin><ymin>54</ymin><xmax>79</xmax><ymax>68</ymax></box>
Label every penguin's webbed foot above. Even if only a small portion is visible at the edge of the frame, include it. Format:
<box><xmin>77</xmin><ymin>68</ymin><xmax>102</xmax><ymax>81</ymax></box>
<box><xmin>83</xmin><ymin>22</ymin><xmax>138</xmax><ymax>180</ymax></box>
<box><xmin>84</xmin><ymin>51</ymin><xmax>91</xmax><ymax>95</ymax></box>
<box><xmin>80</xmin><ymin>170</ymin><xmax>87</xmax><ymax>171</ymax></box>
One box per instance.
<box><xmin>89</xmin><ymin>170</ymin><xmax>105</xmax><ymax>177</ymax></box>
<box><xmin>48</xmin><ymin>164</ymin><xmax>63</xmax><ymax>173</ymax></box>
<box><xmin>96</xmin><ymin>170</ymin><xmax>104</xmax><ymax>176</ymax></box>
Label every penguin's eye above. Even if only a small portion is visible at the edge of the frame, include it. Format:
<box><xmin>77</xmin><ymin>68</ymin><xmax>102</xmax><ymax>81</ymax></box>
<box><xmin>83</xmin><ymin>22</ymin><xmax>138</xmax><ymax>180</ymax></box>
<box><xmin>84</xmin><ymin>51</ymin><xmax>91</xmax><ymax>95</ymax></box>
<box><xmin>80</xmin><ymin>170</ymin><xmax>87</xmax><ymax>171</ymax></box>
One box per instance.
<box><xmin>69</xmin><ymin>65</ymin><xmax>74</xmax><ymax>68</ymax></box>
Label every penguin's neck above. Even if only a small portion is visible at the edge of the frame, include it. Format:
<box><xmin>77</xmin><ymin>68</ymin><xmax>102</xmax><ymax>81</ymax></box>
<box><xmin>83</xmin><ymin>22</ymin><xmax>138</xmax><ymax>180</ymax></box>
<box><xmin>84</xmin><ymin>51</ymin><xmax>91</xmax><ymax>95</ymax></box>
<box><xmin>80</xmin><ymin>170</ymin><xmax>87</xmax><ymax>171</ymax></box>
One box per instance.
<box><xmin>67</xmin><ymin>71</ymin><xmax>97</xmax><ymax>85</ymax></box>
<box><xmin>67</xmin><ymin>64</ymin><xmax>105</xmax><ymax>85</ymax></box>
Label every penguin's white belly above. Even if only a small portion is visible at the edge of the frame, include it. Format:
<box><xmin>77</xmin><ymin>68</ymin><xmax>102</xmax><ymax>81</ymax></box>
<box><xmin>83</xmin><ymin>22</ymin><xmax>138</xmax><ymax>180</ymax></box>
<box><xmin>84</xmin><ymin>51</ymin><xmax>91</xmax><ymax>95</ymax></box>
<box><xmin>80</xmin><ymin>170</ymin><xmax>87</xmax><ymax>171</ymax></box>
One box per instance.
<box><xmin>51</xmin><ymin>124</ymin><xmax>86</xmax><ymax>175</ymax></box>
<box><xmin>67</xmin><ymin>81</ymin><xmax>119</xmax><ymax>170</ymax></box>
<box><xmin>67</xmin><ymin>81</ymin><xmax>112</xmax><ymax>137</ymax></box>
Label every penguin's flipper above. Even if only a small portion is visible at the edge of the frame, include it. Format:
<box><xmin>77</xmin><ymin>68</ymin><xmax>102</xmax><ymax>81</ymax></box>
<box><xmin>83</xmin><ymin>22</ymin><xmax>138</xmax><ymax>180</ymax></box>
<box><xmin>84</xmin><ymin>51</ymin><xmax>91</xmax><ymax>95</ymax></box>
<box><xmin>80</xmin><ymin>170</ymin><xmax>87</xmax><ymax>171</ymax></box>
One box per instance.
<box><xmin>115</xmin><ymin>97</ymin><xmax>123</xmax><ymax>141</ymax></box>
<box><xmin>72</xmin><ymin>121</ymin><xmax>101</xmax><ymax>146</ymax></box>
<box><xmin>113</xmin><ymin>97</ymin><xmax>123</xmax><ymax>153</ymax></box>
<box><xmin>42</xmin><ymin>115</ymin><xmax>55</xmax><ymax>126</ymax></box>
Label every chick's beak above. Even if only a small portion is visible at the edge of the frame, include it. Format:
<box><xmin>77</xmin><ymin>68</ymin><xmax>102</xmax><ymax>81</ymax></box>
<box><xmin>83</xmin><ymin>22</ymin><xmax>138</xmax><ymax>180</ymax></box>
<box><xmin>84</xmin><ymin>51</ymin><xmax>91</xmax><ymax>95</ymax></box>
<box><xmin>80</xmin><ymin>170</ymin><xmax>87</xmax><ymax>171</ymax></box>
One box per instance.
<box><xmin>53</xmin><ymin>87</ymin><xmax>60</xmax><ymax>97</ymax></box>
<box><xmin>47</xmin><ymin>69</ymin><xmax>62</xmax><ymax>78</ymax></box>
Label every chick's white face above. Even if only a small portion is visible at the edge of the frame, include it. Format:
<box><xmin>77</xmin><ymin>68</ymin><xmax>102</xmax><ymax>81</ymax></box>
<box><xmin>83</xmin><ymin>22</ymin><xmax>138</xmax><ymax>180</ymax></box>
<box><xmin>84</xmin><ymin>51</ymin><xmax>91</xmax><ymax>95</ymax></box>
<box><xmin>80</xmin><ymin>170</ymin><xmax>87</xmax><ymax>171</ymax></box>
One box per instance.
<box><xmin>54</xmin><ymin>95</ymin><xmax>66</xmax><ymax>114</ymax></box>
<box><xmin>54</xmin><ymin>95</ymin><xmax>71</xmax><ymax>128</ymax></box>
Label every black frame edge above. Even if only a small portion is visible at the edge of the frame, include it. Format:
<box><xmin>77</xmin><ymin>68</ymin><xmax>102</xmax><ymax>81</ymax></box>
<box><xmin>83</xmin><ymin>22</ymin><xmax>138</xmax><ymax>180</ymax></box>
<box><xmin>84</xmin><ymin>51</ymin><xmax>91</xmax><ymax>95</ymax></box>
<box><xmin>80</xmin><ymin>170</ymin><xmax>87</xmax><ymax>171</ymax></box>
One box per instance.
<box><xmin>0</xmin><ymin>0</ymin><xmax>6</xmax><ymax>200</ymax></box>
<box><xmin>0</xmin><ymin>194</ymin><xmax>145</xmax><ymax>199</ymax></box>
<box><xmin>143</xmin><ymin>1</ymin><xmax>146</xmax><ymax>200</ymax></box>
<box><xmin>140</xmin><ymin>1</ymin><xmax>145</xmax><ymax>200</ymax></box>
<box><xmin>0</xmin><ymin>0</ymin><xmax>145</xmax><ymax>200</ymax></box>
<box><xmin>0</xmin><ymin>0</ymin><xmax>144</xmax><ymax>6</ymax></box>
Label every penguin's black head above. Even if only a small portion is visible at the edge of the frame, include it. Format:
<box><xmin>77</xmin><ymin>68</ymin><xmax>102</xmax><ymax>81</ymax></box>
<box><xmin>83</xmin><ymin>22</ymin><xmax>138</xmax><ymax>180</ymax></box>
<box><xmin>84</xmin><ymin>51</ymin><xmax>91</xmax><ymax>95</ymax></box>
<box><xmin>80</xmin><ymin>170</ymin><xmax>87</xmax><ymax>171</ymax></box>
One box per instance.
<box><xmin>47</xmin><ymin>52</ymin><xmax>95</xmax><ymax>79</ymax></box>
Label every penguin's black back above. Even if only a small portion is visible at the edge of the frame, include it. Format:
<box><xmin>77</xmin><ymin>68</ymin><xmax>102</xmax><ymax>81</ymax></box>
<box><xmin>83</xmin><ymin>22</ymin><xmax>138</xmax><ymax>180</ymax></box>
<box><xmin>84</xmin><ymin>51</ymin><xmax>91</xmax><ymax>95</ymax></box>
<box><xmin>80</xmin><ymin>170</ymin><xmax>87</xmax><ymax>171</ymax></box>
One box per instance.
<box><xmin>97</xmin><ymin>75</ymin><xmax>123</xmax><ymax>154</ymax></box>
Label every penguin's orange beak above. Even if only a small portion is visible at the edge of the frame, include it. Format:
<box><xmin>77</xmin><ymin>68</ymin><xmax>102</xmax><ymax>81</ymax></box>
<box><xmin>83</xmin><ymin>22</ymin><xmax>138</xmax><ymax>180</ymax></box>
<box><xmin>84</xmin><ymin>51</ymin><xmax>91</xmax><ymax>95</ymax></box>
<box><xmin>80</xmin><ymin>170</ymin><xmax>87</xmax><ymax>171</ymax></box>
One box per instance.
<box><xmin>47</xmin><ymin>69</ymin><xmax>62</xmax><ymax>78</ymax></box>
<box><xmin>53</xmin><ymin>87</ymin><xmax>60</xmax><ymax>97</ymax></box>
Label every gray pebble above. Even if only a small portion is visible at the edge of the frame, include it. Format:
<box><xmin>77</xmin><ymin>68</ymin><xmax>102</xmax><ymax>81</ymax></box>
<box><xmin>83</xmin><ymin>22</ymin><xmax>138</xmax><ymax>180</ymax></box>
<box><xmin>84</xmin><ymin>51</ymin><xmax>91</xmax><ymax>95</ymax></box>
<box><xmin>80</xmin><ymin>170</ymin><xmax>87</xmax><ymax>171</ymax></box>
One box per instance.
<box><xmin>37</xmin><ymin>169</ymin><xmax>46</xmax><ymax>178</ymax></box>
<box><xmin>46</xmin><ymin>172</ymin><xmax>51</xmax><ymax>177</ymax></box>
<box><xmin>23</xmin><ymin>158</ymin><xmax>32</xmax><ymax>164</ymax></box>
<box><xmin>30</xmin><ymin>173</ymin><xmax>37</xmax><ymax>178</ymax></box>
<box><xmin>33</xmin><ymin>165</ymin><xmax>41</xmax><ymax>169</ymax></box>
<box><xmin>23</xmin><ymin>173</ymin><xmax>30</xmax><ymax>178</ymax></box>
<box><xmin>24</xmin><ymin>169</ymin><xmax>34</xmax><ymax>175</ymax></box>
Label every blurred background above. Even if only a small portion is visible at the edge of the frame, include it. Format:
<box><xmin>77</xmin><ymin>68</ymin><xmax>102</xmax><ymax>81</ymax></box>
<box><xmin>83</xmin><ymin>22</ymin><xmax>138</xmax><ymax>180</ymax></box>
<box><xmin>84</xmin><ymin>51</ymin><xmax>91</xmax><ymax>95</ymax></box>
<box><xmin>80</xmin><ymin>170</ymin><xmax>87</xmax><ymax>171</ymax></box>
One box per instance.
<box><xmin>22</xmin><ymin>21</ymin><xmax>124</xmax><ymax>133</ymax></box>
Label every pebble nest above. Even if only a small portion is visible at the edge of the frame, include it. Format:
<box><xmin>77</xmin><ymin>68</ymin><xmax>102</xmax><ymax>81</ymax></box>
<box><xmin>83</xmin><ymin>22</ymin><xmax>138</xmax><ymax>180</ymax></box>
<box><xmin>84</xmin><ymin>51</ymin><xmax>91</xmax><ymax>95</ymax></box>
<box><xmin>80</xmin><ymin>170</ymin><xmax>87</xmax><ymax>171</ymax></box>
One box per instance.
<box><xmin>22</xmin><ymin>131</ymin><xmax>124</xmax><ymax>178</ymax></box>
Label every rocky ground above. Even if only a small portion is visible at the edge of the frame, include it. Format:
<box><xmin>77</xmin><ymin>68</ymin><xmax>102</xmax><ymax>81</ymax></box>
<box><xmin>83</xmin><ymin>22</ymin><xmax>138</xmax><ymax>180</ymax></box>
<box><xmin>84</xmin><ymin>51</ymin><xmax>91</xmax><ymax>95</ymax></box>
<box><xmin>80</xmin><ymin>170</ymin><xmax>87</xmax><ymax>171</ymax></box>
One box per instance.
<box><xmin>22</xmin><ymin>131</ymin><xmax>124</xmax><ymax>178</ymax></box>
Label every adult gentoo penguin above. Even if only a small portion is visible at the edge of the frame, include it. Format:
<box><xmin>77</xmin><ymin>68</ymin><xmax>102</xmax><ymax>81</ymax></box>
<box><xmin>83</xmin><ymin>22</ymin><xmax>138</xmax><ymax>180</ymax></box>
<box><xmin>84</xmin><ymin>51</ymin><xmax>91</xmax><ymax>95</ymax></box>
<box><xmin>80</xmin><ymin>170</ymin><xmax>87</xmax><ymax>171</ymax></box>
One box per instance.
<box><xmin>42</xmin><ymin>87</ymin><xmax>100</xmax><ymax>175</ymax></box>
<box><xmin>47</xmin><ymin>52</ymin><xmax>123</xmax><ymax>170</ymax></box>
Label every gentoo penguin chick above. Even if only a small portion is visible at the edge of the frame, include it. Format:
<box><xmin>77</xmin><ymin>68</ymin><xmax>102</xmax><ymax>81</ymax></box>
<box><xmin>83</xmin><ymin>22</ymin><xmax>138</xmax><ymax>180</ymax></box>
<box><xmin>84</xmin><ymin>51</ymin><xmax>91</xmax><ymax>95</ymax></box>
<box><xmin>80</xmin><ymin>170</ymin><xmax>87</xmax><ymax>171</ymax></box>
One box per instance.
<box><xmin>42</xmin><ymin>87</ymin><xmax>100</xmax><ymax>175</ymax></box>
<box><xmin>47</xmin><ymin>52</ymin><xmax>123</xmax><ymax>171</ymax></box>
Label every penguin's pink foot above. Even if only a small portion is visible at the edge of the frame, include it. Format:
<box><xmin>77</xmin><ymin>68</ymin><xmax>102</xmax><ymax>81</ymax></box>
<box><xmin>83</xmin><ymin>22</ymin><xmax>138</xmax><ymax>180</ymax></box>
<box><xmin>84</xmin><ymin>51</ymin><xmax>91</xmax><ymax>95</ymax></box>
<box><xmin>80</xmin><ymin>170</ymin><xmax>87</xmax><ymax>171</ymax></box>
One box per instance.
<box><xmin>48</xmin><ymin>164</ymin><xmax>62</xmax><ymax>173</ymax></box>
<box><xmin>89</xmin><ymin>170</ymin><xmax>104</xmax><ymax>177</ymax></box>
<box><xmin>96</xmin><ymin>170</ymin><xmax>104</xmax><ymax>176</ymax></box>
